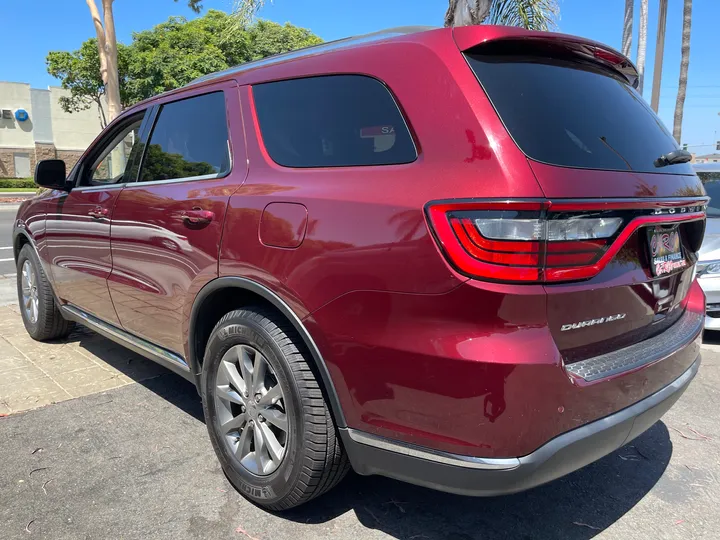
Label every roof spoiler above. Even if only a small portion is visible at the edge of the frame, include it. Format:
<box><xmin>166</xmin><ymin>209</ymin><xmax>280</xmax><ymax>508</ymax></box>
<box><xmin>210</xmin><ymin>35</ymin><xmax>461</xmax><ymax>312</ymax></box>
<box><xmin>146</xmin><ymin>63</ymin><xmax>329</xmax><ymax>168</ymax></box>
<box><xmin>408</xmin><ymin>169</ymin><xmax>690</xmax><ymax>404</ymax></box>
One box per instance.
<box><xmin>452</xmin><ymin>25</ymin><xmax>639</xmax><ymax>89</ymax></box>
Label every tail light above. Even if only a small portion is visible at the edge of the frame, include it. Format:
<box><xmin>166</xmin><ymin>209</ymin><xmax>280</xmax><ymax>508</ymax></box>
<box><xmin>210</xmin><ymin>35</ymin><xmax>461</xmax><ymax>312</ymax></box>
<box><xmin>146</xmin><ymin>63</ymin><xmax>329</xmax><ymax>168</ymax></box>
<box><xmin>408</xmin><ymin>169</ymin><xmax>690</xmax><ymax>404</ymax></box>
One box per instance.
<box><xmin>426</xmin><ymin>200</ymin><xmax>706</xmax><ymax>283</ymax></box>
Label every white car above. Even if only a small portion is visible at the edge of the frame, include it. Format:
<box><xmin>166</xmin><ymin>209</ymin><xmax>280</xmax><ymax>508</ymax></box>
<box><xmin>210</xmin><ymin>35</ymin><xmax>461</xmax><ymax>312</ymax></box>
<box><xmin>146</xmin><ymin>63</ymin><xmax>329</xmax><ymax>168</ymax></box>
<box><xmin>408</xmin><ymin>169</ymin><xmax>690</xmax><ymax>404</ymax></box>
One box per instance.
<box><xmin>696</xmin><ymin>163</ymin><xmax>720</xmax><ymax>329</ymax></box>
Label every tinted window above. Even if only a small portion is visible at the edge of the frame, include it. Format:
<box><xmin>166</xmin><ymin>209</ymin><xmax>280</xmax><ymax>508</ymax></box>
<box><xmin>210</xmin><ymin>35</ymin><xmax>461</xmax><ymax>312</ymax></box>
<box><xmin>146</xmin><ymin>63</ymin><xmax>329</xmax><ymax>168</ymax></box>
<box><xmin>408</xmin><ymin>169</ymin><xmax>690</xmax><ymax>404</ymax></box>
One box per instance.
<box><xmin>253</xmin><ymin>75</ymin><xmax>416</xmax><ymax>168</ymax></box>
<box><xmin>465</xmin><ymin>42</ymin><xmax>693</xmax><ymax>175</ymax></box>
<box><xmin>139</xmin><ymin>92</ymin><xmax>229</xmax><ymax>182</ymax></box>
<box><xmin>89</xmin><ymin>117</ymin><xmax>143</xmax><ymax>185</ymax></box>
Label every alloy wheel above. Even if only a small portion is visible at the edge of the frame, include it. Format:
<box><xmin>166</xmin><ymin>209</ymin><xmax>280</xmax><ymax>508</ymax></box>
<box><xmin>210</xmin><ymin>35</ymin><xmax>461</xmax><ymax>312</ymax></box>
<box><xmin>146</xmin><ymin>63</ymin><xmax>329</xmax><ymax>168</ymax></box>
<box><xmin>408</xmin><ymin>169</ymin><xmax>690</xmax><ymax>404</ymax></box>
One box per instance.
<box><xmin>214</xmin><ymin>344</ymin><xmax>289</xmax><ymax>475</ymax></box>
<box><xmin>21</xmin><ymin>260</ymin><xmax>39</xmax><ymax>325</ymax></box>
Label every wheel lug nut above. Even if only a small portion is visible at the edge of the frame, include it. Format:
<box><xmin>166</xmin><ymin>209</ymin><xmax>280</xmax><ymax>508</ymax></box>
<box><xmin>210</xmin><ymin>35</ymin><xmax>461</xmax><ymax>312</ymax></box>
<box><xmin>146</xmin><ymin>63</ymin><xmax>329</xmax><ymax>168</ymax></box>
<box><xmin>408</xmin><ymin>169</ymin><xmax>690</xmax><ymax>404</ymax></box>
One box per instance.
<box><xmin>258</xmin><ymin>415</ymin><xmax>264</xmax><ymax>422</ymax></box>
<box><xmin>240</xmin><ymin>406</ymin><xmax>246</xmax><ymax>413</ymax></box>
<box><xmin>255</xmin><ymin>395</ymin><xmax>261</xmax><ymax>403</ymax></box>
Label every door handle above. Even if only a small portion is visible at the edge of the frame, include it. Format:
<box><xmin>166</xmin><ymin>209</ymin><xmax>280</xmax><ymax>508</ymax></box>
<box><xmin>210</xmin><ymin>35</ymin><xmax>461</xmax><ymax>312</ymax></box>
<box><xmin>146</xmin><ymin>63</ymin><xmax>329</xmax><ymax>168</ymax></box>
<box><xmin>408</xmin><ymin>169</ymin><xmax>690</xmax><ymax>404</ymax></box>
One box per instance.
<box><xmin>181</xmin><ymin>209</ymin><xmax>214</xmax><ymax>224</ymax></box>
<box><xmin>88</xmin><ymin>207</ymin><xmax>109</xmax><ymax>219</ymax></box>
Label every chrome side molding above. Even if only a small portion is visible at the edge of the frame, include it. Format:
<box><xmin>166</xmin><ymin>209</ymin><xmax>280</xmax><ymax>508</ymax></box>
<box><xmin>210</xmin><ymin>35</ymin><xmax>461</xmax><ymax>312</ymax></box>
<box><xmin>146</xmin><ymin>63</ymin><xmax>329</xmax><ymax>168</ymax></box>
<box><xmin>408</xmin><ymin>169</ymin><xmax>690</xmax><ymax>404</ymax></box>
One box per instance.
<box><xmin>346</xmin><ymin>429</ymin><xmax>522</xmax><ymax>470</ymax></box>
<box><xmin>61</xmin><ymin>304</ymin><xmax>190</xmax><ymax>375</ymax></box>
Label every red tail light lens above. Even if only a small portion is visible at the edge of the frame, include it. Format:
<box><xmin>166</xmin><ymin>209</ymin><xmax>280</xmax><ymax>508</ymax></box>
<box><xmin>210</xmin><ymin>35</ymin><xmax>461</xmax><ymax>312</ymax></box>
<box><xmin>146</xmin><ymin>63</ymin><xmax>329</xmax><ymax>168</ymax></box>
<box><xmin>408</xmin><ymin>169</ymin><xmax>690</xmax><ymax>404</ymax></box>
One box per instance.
<box><xmin>426</xmin><ymin>200</ymin><xmax>706</xmax><ymax>283</ymax></box>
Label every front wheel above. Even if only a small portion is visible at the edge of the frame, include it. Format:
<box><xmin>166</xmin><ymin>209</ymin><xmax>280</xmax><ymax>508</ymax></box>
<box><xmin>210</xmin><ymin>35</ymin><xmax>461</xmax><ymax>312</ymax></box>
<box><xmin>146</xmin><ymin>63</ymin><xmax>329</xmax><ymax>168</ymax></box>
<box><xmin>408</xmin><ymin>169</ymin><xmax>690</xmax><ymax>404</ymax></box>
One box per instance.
<box><xmin>201</xmin><ymin>307</ymin><xmax>349</xmax><ymax>510</ymax></box>
<box><xmin>16</xmin><ymin>244</ymin><xmax>74</xmax><ymax>341</ymax></box>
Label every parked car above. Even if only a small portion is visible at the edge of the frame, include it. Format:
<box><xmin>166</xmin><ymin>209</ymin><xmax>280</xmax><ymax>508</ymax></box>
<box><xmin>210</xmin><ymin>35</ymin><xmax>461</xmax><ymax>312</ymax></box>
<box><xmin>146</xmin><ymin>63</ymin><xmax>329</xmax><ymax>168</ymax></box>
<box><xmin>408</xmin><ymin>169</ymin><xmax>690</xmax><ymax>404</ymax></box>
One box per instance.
<box><xmin>695</xmin><ymin>163</ymin><xmax>720</xmax><ymax>328</ymax></box>
<box><xmin>13</xmin><ymin>26</ymin><xmax>706</xmax><ymax>510</ymax></box>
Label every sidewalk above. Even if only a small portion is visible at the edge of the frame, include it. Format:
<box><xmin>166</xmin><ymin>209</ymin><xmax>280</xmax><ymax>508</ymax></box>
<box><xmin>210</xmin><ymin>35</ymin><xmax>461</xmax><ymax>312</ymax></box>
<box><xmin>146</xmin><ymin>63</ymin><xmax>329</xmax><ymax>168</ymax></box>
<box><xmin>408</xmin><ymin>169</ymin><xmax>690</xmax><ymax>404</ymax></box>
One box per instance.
<box><xmin>0</xmin><ymin>302</ymin><xmax>166</xmax><ymax>415</ymax></box>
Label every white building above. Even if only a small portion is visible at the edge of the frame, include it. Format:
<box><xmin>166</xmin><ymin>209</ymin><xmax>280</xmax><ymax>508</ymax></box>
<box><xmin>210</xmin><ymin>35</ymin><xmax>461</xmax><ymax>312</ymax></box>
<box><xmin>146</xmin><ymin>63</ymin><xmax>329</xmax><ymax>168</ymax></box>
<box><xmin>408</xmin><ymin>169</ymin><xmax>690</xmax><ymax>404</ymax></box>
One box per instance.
<box><xmin>0</xmin><ymin>82</ymin><xmax>103</xmax><ymax>178</ymax></box>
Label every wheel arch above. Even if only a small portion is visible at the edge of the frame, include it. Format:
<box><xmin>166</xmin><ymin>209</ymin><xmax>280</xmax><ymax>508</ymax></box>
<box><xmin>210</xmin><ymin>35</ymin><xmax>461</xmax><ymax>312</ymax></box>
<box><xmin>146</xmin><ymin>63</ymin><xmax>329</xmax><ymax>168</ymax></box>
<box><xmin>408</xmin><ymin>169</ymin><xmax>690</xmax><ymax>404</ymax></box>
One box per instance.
<box><xmin>13</xmin><ymin>229</ymin><xmax>32</xmax><ymax>262</ymax></box>
<box><xmin>188</xmin><ymin>276</ymin><xmax>347</xmax><ymax>428</ymax></box>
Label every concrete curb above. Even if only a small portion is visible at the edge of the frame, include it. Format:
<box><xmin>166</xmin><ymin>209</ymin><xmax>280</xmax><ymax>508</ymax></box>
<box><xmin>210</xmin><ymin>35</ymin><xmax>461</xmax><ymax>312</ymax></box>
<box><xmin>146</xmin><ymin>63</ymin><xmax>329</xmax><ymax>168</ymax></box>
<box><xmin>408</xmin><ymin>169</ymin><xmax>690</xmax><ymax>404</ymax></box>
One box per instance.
<box><xmin>0</xmin><ymin>192</ymin><xmax>35</xmax><ymax>198</ymax></box>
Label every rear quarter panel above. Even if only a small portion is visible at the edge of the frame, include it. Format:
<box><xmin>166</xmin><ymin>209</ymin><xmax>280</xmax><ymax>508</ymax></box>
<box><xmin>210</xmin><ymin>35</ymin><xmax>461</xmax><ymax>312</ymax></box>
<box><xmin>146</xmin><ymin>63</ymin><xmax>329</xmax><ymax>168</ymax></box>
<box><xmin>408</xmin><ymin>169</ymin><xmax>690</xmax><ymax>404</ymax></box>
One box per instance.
<box><xmin>219</xmin><ymin>31</ymin><xmax>544</xmax><ymax>314</ymax></box>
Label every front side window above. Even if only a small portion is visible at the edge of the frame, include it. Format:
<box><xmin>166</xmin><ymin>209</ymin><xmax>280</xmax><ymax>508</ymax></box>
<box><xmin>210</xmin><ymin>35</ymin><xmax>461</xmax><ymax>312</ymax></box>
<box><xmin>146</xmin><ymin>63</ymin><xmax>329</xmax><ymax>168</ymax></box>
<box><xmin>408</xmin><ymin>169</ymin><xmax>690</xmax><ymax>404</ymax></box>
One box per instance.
<box><xmin>252</xmin><ymin>75</ymin><xmax>417</xmax><ymax>168</ymax></box>
<box><xmin>139</xmin><ymin>92</ymin><xmax>230</xmax><ymax>182</ymax></box>
<box><xmin>89</xmin><ymin>118</ymin><xmax>143</xmax><ymax>185</ymax></box>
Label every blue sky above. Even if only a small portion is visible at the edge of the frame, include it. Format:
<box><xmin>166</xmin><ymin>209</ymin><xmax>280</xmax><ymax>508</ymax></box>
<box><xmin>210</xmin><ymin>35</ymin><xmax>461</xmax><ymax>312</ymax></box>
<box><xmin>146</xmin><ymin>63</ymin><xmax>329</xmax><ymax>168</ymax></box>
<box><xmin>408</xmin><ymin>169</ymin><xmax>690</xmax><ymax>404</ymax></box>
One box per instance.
<box><xmin>2</xmin><ymin>0</ymin><xmax>718</xmax><ymax>154</ymax></box>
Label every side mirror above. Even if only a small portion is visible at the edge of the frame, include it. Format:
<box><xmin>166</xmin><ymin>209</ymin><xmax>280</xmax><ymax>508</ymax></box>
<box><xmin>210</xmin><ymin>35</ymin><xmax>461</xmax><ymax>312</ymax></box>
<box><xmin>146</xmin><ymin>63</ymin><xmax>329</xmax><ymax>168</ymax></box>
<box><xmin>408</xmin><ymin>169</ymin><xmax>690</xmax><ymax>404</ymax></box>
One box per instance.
<box><xmin>35</xmin><ymin>159</ymin><xmax>68</xmax><ymax>190</ymax></box>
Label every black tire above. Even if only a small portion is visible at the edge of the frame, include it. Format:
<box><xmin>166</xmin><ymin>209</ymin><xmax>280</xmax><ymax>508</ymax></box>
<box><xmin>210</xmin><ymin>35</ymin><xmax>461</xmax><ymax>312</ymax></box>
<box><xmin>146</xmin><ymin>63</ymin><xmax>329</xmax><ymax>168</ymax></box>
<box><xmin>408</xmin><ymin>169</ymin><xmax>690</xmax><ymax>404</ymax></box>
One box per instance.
<box><xmin>16</xmin><ymin>244</ymin><xmax>74</xmax><ymax>341</ymax></box>
<box><xmin>201</xmin><ymin>307</ymin><xmax>349</xmax><ymax>510</ymax></box>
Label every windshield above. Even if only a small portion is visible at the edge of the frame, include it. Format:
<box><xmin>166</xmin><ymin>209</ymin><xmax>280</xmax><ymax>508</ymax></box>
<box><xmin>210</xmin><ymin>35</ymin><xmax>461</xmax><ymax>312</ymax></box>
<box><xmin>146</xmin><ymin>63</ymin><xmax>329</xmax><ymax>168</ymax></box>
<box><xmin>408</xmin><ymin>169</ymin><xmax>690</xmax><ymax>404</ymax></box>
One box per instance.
<box><xmin>465</xmin><ymin>41</ymin><xmax>694</xmax><ymax>175</ymax></box>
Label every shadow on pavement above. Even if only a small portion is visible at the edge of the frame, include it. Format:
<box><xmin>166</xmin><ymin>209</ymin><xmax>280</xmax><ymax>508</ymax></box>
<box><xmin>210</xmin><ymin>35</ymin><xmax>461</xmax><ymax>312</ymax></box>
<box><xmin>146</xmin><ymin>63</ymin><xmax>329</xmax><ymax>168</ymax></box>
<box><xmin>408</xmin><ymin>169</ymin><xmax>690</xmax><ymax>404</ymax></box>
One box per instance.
<box><xmin>69</xmin><ymin>331</ymin><xmax>673</xmax><ymax>540</ymax></box>
<box><xmin>282</xmin><ymin>422</ymin><xmax>672</xmax><ymax>540</ymax></box>
<box><xmin>60</xmin><ymin>326</ymin><xmax>205</xmax><ymax>423</ymax></box>
<box><xmin>702</xmin><ymin>328</ymin><xmax>720</xmax><ymax>345</ymax></box>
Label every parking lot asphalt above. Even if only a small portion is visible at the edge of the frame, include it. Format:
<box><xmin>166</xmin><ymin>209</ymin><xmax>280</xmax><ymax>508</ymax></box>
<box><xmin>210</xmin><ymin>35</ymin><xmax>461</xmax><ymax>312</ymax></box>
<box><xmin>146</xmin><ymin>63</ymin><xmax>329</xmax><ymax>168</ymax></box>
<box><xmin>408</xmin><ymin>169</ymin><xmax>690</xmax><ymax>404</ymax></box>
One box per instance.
<box><xmin>1</xmin><ymin>293</ymin><xmax>719</xmax><ymax>539</ymax></box>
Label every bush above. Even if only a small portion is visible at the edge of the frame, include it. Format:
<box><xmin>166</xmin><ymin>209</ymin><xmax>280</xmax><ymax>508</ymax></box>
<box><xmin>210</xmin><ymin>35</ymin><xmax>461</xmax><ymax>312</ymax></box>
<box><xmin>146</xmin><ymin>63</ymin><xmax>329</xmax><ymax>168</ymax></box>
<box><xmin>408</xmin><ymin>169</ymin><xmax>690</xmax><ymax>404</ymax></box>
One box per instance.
<box><xmin>0</xmin><ymin>178</ymin><xmax>36</xmax><ymax>189</ymax></box>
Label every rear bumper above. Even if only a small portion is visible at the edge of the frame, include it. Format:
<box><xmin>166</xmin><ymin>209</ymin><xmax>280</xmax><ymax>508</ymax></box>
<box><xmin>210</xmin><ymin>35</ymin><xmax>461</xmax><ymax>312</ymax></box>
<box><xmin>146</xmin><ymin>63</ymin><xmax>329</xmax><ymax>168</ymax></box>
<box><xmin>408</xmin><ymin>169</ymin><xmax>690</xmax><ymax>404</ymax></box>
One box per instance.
<box><xmin>341</xmin><ymin>357</ymin><xmax>699</xmax><ymax>497</ymax></box>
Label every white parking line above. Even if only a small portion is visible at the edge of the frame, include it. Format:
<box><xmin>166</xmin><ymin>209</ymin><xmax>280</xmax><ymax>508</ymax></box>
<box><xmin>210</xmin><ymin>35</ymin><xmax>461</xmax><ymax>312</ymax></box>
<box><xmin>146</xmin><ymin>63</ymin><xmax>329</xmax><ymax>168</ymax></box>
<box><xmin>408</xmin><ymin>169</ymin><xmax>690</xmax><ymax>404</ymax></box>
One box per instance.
<box><xmin>0</xmin><ymin>247</ymin><xmax>12</xmax><ymax>250</ymax></box>
<box><xmin>0</xmin><ymin>258</ymin><xmax>15</xmax><ymax>262</ymax></box>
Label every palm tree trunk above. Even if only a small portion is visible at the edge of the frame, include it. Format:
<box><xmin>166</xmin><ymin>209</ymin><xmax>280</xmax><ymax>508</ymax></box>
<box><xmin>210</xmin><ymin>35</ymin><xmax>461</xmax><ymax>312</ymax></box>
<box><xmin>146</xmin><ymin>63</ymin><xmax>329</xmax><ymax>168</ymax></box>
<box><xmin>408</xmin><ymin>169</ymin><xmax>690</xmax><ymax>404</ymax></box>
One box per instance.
<box><xmin>622</xmin><ymin>0</ymin><xmax>633</xmax><ymax>57</ymax></box>
<box><xmin>650</xmin><ymin>0</ymin><xmax>668</xmax><ymax>113</ymax></box>
<box><xmin>636</xmin><ymin>0</ymin><xmax>648</xmax><ymax>94</ymax></box>
<box><xmin>444</xmin><ymin>0</ymin><xmax>492</xmax><ymax>26</ymax></box>
<box><xmin>673</xmin><ymin>0</ymin><xmax>692</xmax><ymax>142</ymax></box>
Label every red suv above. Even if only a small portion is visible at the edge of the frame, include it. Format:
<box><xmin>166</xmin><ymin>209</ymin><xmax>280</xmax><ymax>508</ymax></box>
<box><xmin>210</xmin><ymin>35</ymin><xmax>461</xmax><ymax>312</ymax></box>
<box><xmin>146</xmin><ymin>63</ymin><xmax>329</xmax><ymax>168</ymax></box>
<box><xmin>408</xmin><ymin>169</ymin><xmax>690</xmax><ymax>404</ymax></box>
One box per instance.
<box><xmin>14</xmin><ymin>26</ymin><xmax>706</xmax><ymax>510</ymax></box>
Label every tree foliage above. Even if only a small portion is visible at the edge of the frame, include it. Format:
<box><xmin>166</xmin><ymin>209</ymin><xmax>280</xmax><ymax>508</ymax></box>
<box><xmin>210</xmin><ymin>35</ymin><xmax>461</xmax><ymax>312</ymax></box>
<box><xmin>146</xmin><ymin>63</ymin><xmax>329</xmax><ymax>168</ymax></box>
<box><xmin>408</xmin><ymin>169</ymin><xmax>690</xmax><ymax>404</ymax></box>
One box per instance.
<box><xmin>484</xmin><ymin>0</ymin><xmax>559</xmax><ymax>30</ymax></box>
<box><xmin>47</xmin><ymin>10</ymin><xmax>322</xmax><ymax>123</ymax></box>
<box><xmin>47</xmin><ymin>39</ymin><xmax>131</xmax><ymax>128</ymax></box>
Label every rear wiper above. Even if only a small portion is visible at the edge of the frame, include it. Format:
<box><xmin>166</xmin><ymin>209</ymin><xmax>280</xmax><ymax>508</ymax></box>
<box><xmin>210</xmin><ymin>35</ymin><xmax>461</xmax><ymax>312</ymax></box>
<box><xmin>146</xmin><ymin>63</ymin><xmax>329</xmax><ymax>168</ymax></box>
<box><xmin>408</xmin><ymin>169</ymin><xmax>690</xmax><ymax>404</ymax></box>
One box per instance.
<box><xmin>654</xmin><ymin>149</ymin><xmax>692</xmax><ymax>168</ymax></box>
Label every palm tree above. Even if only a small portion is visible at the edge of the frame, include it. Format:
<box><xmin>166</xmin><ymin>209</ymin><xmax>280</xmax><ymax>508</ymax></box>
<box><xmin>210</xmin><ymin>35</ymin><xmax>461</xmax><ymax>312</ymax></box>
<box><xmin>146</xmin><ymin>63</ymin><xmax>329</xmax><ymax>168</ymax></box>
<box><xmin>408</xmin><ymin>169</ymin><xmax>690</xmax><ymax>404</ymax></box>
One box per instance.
<box><xmin>636</xmin><ymin>0</ymin><xmax>648</xmax><ymax>94</ymax></box>
<box><xmin>233</xmin><ymin>0</ymin><xmax>559</xmax><ymax>31</ymax></box>
<box><xmin>650</xmin><ymin>0</ymin><xmax>669</xmax><ymax>113</ymax></box>
<box><xmin>673</xmin><ymin>0</ymin><xmax>693</xmax><ymax>143</ymax></box>
<box><xmin>446</xmin><ymin>0</ymin><xmax>559</xmax><ymax>29</ymax></box>
<box><xmin>621</xmin><ymin>0</ymin><xmax>633</xmax><ymax>57</ymax></box>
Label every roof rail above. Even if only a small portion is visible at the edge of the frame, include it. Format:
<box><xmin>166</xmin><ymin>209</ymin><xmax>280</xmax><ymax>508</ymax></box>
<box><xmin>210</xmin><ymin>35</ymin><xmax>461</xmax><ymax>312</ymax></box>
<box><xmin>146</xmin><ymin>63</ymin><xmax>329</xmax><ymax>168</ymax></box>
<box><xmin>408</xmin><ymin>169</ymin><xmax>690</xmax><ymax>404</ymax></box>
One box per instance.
<box><xmin>189</xmin><ymin>25</ymin><xmax>438</xmax><ymax>86</ymax></box>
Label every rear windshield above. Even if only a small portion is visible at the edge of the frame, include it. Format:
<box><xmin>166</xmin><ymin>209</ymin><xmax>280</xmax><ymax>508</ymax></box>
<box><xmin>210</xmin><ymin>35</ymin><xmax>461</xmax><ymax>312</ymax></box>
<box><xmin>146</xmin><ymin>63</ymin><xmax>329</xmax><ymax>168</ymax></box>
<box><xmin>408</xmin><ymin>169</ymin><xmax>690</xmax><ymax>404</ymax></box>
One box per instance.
<box><xmin>465</xmin><ymin>42</ymin><xmax>693</xmax><ymax>175</ymax></box>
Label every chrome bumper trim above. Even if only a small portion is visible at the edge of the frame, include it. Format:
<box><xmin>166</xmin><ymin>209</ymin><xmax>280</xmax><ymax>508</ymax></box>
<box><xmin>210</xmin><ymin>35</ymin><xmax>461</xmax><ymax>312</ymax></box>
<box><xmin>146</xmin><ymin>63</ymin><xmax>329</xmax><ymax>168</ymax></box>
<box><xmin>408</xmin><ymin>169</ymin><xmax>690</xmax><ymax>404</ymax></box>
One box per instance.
<box><xmin>346</xmin><ymin>429</ymin><xmax>521</xmax><ymax>471</ymax></box>
<box><xmin>346</xmin><ymin>358</ymin><xmax>699</xmax><ymax>473</ymax></box>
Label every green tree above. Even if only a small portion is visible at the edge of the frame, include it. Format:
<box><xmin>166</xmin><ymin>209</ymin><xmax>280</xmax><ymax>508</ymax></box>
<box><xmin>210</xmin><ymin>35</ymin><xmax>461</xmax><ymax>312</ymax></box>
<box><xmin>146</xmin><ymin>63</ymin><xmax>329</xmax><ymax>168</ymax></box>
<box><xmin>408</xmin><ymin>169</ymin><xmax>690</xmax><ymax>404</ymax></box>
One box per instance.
<box><xmin>125</xmin><ymin>11</ymin><xmax>321</xmax><ymax>102</ymax></box>
<box><xmin>245</xmin><ymin>20</ymin><xmax>322</xmax><ymax>60</ymax></box>
<box><xmin>125</xmin><ymin>13</ymin><xmax>231</xmax><ymax>102</ymax></box>
<box><xmin>46</xmin><ymin>39</ymin><xmax>131</xmax><ymax>128</ymax></box>
<box><xmin>48</xmin><ymin>10</ymin><xmax>323</xmax><ymax>121</ymax></box>
<box><xmin>84</xmin><ymin>0</ymin><xmax>204</xmax><ymax>123</ymax></box>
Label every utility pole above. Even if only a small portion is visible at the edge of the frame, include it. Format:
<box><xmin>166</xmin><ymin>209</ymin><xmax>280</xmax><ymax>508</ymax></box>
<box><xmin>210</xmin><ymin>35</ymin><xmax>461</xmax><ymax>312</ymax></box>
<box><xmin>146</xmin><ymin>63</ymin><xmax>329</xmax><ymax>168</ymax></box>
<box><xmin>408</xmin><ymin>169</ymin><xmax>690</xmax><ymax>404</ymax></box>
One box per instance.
<box><xmin>651</xmin><ymin>0</ymin><xmax>669</xmax><ymax>113</ymax></box>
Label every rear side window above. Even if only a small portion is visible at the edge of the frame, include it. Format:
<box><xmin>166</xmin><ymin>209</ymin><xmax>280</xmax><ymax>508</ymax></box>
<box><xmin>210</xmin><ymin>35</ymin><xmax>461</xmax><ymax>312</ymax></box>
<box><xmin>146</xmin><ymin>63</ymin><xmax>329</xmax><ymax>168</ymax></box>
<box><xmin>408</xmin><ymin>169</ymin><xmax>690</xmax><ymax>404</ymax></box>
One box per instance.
<box><xmin>465</xmin><ymin>42</ymin><xmax>694</xmax><ymax>175</ymax></box>
<box><xmin>252</xmin><ymin>75</ymin><xmax>417</xmax><ymax>168</ymax></box>
<box><xmin>139</xmin><ymin>91</ymin><xmax>230</xmax><ymax>182</ymax></box>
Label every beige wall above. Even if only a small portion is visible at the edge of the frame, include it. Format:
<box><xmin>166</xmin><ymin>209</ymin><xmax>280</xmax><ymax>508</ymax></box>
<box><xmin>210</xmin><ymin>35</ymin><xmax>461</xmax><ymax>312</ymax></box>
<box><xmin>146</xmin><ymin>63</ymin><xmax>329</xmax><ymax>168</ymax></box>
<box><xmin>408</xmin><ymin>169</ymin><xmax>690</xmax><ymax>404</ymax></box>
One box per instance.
<box><xmin>0</xmin><ymin>82</ymin><xmax>102</xmax><ymax>152</ymax></box>
<box><xmin>1</xmin><ymin>82</ymin><xmax>103</xmax><ymax>176</ymax></box>
<box><xmin>49</xmin><ymin>87</ymin><xmax>103</xmax><ymax>151</ymax></box>
<box><xmin>0</xmin><ymin>82</ymin><xmax>35</xmax><ymax>150</ymax></box>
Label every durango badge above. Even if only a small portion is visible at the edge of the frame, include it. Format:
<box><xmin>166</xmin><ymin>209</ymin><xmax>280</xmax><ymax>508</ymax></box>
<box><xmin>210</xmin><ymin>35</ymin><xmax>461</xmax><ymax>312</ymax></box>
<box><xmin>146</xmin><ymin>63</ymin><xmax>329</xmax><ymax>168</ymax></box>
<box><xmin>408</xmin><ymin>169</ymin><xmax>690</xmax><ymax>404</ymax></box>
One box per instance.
<box><xmin>561</xmin><ymin>313</ymin><xmax>627</xmax><ymax>331</ymax></box>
